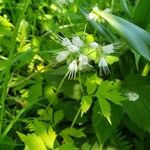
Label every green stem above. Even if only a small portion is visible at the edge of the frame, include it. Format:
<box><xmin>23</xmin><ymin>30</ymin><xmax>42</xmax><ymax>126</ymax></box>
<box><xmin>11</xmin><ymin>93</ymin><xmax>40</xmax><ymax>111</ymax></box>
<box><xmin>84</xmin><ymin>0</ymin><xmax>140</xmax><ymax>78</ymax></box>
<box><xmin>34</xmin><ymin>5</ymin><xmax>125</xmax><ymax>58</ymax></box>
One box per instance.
<box><xmin>111</xmin><ymin>0</ymin><xmax>115</xmax><ymax>12</ymax></box>
<box><xmin>56</xmin><ymin>73</ymin><xmax>68</xmax><ymax>95</ymax></box>
<box><xmin>70</xmin><ymin>107</ymin><xmax>81</xmax><ymax>128</ymax></box>
<box><xmin>0</xmin><ymin>0</ymin><xmax>30</xmax><ymax>134</ymax></box>
<box><xmin>2</xmin><ymin>98</ymin><xmax>42</xmax><ymax>136</ymax></box>
<box><xmin>78</xmin><ymin>71</ymin><xmax>84</xmax><ymax>94</ymax></box>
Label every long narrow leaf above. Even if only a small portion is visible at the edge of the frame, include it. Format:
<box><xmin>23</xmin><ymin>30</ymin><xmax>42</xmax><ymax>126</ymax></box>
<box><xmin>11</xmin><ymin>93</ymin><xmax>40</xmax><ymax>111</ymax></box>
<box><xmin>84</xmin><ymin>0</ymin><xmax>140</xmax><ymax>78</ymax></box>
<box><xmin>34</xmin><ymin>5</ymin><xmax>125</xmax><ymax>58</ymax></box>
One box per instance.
<box><xmin>98</xmin><ymin>11</ymin><xmax>150</xmax><ymax>61</ymax></box>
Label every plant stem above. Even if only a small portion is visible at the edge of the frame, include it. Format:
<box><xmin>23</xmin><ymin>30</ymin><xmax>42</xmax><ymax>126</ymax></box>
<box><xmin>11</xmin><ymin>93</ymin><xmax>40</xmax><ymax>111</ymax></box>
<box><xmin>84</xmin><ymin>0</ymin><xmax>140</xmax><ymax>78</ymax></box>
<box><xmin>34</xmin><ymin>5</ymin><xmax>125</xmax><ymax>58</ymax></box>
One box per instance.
<box><xmin>71</xmin><ymin>107</ymin><xmax>81</xmax><ymax>128</ymax></box>
<box><xmin>56</xmin><ymin>73</ymin><xmax>68</xmax><ymax>95</ymax></box>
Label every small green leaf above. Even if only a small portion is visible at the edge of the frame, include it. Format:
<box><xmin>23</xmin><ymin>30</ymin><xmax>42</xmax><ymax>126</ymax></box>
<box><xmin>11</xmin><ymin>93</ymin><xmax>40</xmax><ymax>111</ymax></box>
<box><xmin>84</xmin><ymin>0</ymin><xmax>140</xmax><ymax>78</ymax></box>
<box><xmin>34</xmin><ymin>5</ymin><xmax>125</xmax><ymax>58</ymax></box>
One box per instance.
<box><xmin>81</xmin><ymin>96</ymin><xmax>92</xmax><ymax>116</ymax></box>
<box><xmin>85</xmin><ymin>74</ymin><xmax>101</xmax><ymax>95</ymax></box>
<box><xmin>97</xmin><ymin>95</ymin><xmax>111</xmax><ymax>124</ymax></box>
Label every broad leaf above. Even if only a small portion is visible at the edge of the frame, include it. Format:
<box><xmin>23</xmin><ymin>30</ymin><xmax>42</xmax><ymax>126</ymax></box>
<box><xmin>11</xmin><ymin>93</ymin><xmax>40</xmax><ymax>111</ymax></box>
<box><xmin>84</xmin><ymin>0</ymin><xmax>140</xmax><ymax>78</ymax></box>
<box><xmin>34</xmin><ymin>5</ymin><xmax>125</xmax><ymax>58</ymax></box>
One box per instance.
<box><xmin>92</xmin><ymin>102</ymin><xmax>123</xmax><ymax>149</ymax></box>
<box><xmin>122</xmin><ymin>74</ymin><xmax>150</xmax><ymax>132</ymax></box>
<box><xmin>96</xmin><ymin>11</ymin><xmax>150</xmax><ymax>61</ymax></box>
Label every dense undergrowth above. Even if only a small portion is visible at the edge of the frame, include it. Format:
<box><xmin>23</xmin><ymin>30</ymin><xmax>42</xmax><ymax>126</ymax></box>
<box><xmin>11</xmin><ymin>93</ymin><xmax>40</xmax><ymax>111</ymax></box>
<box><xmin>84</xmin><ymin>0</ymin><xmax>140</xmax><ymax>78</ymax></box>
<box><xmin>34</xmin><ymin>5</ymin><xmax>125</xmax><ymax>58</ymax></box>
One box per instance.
<box><xmin>0</xmin><ymin>0</ymin><xmax>150</xmax><ymax>150</ymax></box>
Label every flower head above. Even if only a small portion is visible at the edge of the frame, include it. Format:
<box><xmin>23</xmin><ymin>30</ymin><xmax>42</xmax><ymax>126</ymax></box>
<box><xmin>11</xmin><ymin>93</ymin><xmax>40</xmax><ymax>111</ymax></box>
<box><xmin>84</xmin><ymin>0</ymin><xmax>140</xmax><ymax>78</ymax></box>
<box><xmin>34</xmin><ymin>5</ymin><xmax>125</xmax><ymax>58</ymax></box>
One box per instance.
<box><xmin>103</xmin><ymin>8</ymin><xmax>111</xmax><ymax>13</ymax></box>
<box><xmin>72</xmin><ymin>36</ymin><xmax>83</xmax><ymax>47</ymax></box>
<box><xmin>56</xmin><ymin>51</ymin><xmax>70</xmax><ymax>62</ymax></box>
<box><xmin>125</xmin><ymin>92</ymin><xmax>139</xmax><ymax>102</ymax></box>
<box><xmin>92</xmin><ymin>6</ymin><xmax>100</xmax><ymax>12</ymax></box>
<box><xmin>86</xmin><ymin>12</ymin><xmax>99</xmax><ymax>21</ymax></box>
<box><xmin>67</xmin><ymin>44</ymin><xmax>79</xmax><ymax>53</ymax></box>
<box><xmin>61</xmin><ymin>38</ymin><xmax>72</xmax><ymax>46</ymax></box>
<box><xmin>90</xmin><ymin>42</ymin><xmax>99</xmax><ymax>49</ymax></box>
<box><xmin>67</xmin><ymin>60</ymin><xmax>78</xmax><ymax>80</ymax></box>
<box><xmin>102</xmin><ymin>44</ymin><xmax>114</xmax><ymax>54</ymax></box>
<box><xmin>98</xmin><ymin>57</ymin><xmax>110</xmax><ymax>75</ymax></box>
<box><xmin>78</xmin><ymin>54</ymin><xmax>91</xmax><ymax>70</ymax></box>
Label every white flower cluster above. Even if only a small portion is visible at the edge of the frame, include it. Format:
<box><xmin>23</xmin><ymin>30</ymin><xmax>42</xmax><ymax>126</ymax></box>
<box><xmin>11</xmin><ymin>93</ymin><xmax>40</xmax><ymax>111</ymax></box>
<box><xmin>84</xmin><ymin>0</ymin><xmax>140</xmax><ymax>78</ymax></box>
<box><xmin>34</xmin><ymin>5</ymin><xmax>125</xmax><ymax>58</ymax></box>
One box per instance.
<box><xmin>56</xmin><ymin>35</ymin><xmax>115</xmax><ymax>79</ymax></box>
<box><xmin>90</xmin><ymin>41</ymin><xmax>115</xmax><ymax>75</ymax></box>
<box><xmin>56</xmin><ymin>36</ymin><xmax>91</xmax><ymax>80</ymax></box>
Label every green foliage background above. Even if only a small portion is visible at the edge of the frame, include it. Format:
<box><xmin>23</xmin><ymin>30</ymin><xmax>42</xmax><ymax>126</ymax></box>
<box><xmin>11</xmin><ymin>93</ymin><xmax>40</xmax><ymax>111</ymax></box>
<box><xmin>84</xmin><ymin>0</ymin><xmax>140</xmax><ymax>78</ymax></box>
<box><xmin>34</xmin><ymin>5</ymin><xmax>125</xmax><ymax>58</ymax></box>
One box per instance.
<box><xmin>0</xmin><ymin>0</ymin><xmax>150</xmax><ymax>149</ymax></box>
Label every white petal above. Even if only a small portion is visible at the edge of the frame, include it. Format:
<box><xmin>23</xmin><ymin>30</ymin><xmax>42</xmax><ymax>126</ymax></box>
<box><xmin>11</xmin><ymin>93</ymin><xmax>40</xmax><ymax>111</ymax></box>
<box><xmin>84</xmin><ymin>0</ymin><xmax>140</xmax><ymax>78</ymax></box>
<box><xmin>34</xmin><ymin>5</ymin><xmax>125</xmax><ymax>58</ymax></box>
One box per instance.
<box><xmin>86</xmin><ymin>12</ymin><xmax>99</xmax><ymax>21</ymax></box>
<box><xmin>67</xmin><ymin>44</ymin><xmax>79</xmax><ymax>52</ymax></box>
<box><xmin>90</xmin><ymin>42</ymin><xmax>99</xmax><ymax>49</ymax></box>
<box><xmin>98</xmin><ymin>57</ymin><xmax>110</xmax><ymax>75</ymax></box>
<box><xmin>72</xmin><ymin>36</ymin><xmax>83</xmax><ymax>47</ymax></box>
<box><xmin>79</xmin><ymin>54</ymin><xmax>89</xmax><ymax>65</ymax></box>
<box><xmin>56</xmin><ymin>51</ymin><xmax>70</xmax><ymax>62</ymax></box>
<box><xmin>62</xmin><ymin>38</ymin><xmax>72</xmax><ymax>46</ymax></box>
<box><xmin>102</xmin><ymin>44</ymin><xmax>114</xmax><ymax>54</ymax></box>
<box><xmin>67</xmin><ymin>60</ymin><xmax>78</xmax><ymax>80</ymax></box>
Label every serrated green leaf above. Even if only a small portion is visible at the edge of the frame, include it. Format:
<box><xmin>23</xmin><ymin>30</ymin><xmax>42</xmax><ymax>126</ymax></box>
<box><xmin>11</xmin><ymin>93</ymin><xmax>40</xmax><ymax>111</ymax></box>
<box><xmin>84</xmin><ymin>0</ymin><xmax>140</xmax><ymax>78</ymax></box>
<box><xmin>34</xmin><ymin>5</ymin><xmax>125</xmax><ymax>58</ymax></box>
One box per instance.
<box><xmin>81</xmin><ymin>96</ymin><xmax>92</xmax><ymax>116</ymax></box>
<box><xmin>34</xmin><ymin>121</ymin><xmax>57</xmax><ymax>149</ymax></box>
<box><xmin>85</xmin><ymin>74</ymin><xmax>101</xmax><ymax>95</ymax></box>
<box><xmin>17</xmin><ymin>132</ymin><xmax>47</xmax><ymax>150</ymax></box>
<box><xmin>97</xmin><ymin>81</ymin><xmax>125</xmax><ymax>105</ymax></box>
<box><xmin>97</xmin><ymin>95</ymin><xmax>111</xmax><ymax>124</ymax></box>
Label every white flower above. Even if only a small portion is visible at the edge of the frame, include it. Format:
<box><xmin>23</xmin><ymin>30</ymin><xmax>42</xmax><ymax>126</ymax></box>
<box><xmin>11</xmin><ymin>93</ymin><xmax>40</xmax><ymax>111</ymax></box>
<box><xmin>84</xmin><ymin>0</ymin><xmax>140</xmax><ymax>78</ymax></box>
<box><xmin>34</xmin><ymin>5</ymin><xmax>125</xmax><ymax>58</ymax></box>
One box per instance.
<box><xmin>92</xmin><ymin>6</ymin><xmax>100</xmax><ymax>12</ymax></box>
<box><xmin>90</xmin><ymin>42</ymin><xmax>99</xmax><ymax>49</ymax></box>
<box><xmin>102</xmin><ymin>44</ymin><xmax>114</xmax><ymax>54</ymax></box>
<box><xmin>62</xmin><ymin>38</ymin><xmax>72</xmax><ymax>46</ymax></box>
<box><xmin>67</xmin><ymin>60</ymin><xmax>78</xmax><ymax>80</ymax></box>
<box><xmin>103</xmin><ymin>8</ymin><xmax>111</xmax><ymax>13</ymax></box>
<box><xmin>72</xmin><ymin>36</ymin><xmax>83</xmax><ymax>47</ymax></box>
<box><xmin>98</xmin><ymin>57</ymin><xmax>110</xmax><ymax>74</ymax></box>
<box><xmin>79</xmin><ymin>54</ymin><xmax>89</xmax><ymax>65</ymax></box>
<box><xmin>86</xmin><ymin>12</ymin><xmax>99</xmax><ymax>21</ymax></box>
<box><xmin>56</xmin><ymin>51</ymin><xmax>70</xmax><ymax>62</ymax></box>
<box><xmin>67</xmin><ymin>44</ymin><xmax>79</xmax><ymax>52</ymax></box>
<box><xmin>125</xmin><ymin>92</ymin><xmax>139</xmax><ymax>102</ymax></box>
<box><xmin>78</xmin><ymin>54</ymin><xmax>91</xmax><ymax>70</ymax></box>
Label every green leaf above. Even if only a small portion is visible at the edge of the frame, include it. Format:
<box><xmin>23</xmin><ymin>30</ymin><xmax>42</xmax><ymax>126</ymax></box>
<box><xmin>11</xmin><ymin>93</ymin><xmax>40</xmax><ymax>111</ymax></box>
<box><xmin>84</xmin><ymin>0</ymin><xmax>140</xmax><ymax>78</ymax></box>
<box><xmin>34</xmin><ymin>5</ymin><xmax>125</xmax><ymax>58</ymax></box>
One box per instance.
<box><xmin>54</xmin><ymin>109</ymin><xmax>64</xmax><ymax>125</ymax></box>
<box><xmin>123</xmin><ymin>74</ymin><xmax>150</xmax><ymax>132</ymax></box>
<box><xmin>97</xmin><ymin>81</ymin><xmax>125</xmax><ymax>106</ymax></box>
<box><xmin>85</xmin><ymin>74</ymin><xmax>101</xmax><ymax>95</ymax></box>
<box><xmin>120</xmin><ymin>0</ymin><xmax>131</xmax><ymax>16</ymax></box>
<box><xmin>55</xmin><ymin>143</ymin><xmax>78</xmax><ymax>150</ymax></box>
<box><xmin>92</xmin><ymin>102</ymin><xmax>123</xmax><ymax>149</ymax></box>
<box><xmin>34</xmin><ymin>121</ymin><xmax>57</xmax><ymax>149</ymax></box>
<box><xmin>133</xmin><ymin>0</ymin><xmax>150</xmax><ymax>28</ymax></box>
<box><xmin>17</xmin><ymin>132</ymin><xmax>47</xmax><ymax>150</ymax></box>
<box><xmin>98</xmin><ymin>11</ymin><xmax>150</xmax><ymax>61</ymax></box>
<box><xmin>60</xmin><ymin>127</ymin><xmax>85</xmax><ymax>139</ymax></box>
<box><xmin>81</xmin><ymin>95</ymin><xmax>92</xmax><ymax>116</ymax></box>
